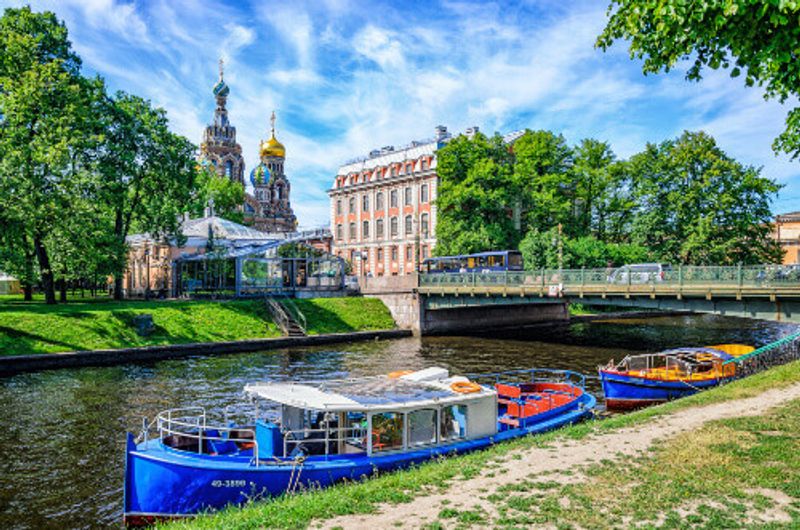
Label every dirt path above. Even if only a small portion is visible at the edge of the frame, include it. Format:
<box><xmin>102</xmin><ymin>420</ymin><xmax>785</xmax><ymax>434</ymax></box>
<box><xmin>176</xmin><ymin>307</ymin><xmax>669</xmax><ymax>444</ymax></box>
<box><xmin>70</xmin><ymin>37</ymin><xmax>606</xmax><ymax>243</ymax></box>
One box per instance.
<box><xmin>318</xmin><ymin>382</ymin><xmax>800</xmax><ymax>529</ymax></box>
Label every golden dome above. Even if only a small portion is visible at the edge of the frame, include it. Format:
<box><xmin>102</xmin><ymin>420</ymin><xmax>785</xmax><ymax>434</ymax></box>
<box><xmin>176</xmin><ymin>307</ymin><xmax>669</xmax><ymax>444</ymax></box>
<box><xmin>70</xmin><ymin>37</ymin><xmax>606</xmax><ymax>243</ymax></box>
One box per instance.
<box><xmin>260</xmin><ymin>133</ymin><xmax>285</xmax><ymax>159</ymax></box>
<box><xmin>260</xmin><ymin>110</ymin><xmax>285</xmax><ymax>159</ymax></box>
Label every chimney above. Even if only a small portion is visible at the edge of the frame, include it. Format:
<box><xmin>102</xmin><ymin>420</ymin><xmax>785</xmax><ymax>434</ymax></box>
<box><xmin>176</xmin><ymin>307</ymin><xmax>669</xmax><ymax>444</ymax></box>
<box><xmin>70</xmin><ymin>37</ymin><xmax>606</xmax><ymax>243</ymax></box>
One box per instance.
<box><xmin>435</xmin><ymin>125</ymin><xmax>448</xmax><ymax>142</ymax></box>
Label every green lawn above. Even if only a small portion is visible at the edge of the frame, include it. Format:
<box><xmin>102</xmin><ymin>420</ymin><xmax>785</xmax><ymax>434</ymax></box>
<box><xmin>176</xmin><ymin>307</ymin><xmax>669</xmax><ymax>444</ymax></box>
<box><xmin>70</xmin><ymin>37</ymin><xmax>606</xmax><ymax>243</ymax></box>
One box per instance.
<box><xmin>0</xmin><ymin>296</ymin><xmax>396</xmax><ymax>356</ymax></box>
<box><xmin>161</xmin><ymin>359</ymin><xmax>800</xmax><ymax>530</ymax></box>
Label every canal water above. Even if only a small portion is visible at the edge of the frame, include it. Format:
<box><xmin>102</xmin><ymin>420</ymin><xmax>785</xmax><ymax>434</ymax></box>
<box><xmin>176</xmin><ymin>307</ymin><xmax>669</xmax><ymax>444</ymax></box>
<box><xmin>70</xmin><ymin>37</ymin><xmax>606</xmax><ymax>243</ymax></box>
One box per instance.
<box><xmin>0</xmin><ymin>314</ymin><xmax>794</xmax><ymax>529</ymax></box>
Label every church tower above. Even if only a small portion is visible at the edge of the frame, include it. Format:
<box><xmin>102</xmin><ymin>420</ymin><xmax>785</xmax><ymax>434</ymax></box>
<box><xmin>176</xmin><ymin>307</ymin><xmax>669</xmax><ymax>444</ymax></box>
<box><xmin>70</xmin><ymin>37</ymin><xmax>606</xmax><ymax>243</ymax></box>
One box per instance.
<box><xmin>198</xmin><ymin>60</ymin><xmax>245</xmax><ymax>187</ymax></box>
<box><xmin>245</xmin><ymin>111</ymin><xmax>297</xmax><ymax>233</ymax></box>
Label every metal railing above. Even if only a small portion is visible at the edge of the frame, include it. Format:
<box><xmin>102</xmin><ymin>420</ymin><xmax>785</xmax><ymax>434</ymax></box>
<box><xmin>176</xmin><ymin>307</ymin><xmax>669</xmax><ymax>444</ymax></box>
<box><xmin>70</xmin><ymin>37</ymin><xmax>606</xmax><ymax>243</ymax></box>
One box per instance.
<box><xmin>138</xmin><ymin>406</ymin><xmax>261</xmax><ymax>467</ymax></box>
<box><xmin>466</xmin><ymin>368</ymin><xmax>587</xmax><ymax>390</ymax></box>
<box><xmin>724</xmin><ymin>330</ymin><xmax>800</xmax><ymax>378</ymax></box>
<box><xmin>419</xmin><ymin>265</ymin><xmax>800</xmax><ymax>292</ymax></box>
<box><xmin>280</xmin><ymin>297</ymin><xmax>307</xmax><ymax>334</ymax></box>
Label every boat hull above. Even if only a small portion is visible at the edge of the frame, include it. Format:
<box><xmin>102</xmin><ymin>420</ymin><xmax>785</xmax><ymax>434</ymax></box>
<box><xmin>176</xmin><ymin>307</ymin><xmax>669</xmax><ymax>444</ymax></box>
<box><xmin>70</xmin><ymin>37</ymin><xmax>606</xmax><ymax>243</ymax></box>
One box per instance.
<box><xmin>600</xmin><ymin>370</ymin><xmax>725</xmax><ymax>410</ymax></box>
<box><xmin>124</xmin><ymin>393</ymin><xmax>595</xmax><ymax>525</ymax></box>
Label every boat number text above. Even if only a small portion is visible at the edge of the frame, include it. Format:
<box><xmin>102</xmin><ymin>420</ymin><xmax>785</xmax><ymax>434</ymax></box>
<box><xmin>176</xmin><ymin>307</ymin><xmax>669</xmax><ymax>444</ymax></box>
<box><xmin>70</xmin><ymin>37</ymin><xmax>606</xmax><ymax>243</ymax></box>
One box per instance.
<box><xmin>211</xmin><ymin>479</ymin><xmax>247</xmax><ymax>488</ymax></box>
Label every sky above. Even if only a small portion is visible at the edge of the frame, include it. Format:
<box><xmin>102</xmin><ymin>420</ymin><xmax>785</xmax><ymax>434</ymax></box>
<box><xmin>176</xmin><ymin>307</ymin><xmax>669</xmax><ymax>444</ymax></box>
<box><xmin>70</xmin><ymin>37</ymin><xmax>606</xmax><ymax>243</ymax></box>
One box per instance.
<box><xmin>4</xmin><ymin>0</ymin><xmax>799</xmax><ymax>227</ymax></box>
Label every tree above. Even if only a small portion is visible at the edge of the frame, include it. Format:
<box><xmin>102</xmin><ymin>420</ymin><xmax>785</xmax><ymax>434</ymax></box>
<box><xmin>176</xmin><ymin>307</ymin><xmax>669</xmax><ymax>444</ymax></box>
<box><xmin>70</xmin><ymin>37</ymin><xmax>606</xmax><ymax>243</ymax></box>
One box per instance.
<box><xmin>597</xmin><ymin>0</ymin><xmax>800</xmax><ymax>158</ymax></box>
<box><xmin>190</xmin><ymin>166</ymin><xmax>245</xmax><ymax>223</ymax></box>
<box><xmin>626</xmin><ymin>131</ymin><xmax>783</xmax><ymax>265</ymax></box>
<box><xmin>572</xmin><ymin>139</ymin><xmax>617</xmax><ymax>238</ymax></box>
<box><xmin>511</xmin><ymin>130</ymin><xmax>575</xmax><ymax>235</ymax></box>
<box><xmin>434</xmin><ymin>132</ymin><xmax>517</xmax><ymax>255</ymax></box>
<box><xmin>0</xmin><ymin>7</ymin><xmax>86</xmax><ymax>304</ymax></box>
<box><xmin>93</xmin><ymin>91</ymin><xmax>197</xmax><ymax>299</ymax></box>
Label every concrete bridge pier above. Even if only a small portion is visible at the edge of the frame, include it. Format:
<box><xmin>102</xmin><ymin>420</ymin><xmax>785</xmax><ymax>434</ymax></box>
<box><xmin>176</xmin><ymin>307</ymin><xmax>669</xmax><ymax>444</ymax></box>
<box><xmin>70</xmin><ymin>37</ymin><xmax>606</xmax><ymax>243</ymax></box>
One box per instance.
<box><xmin>358</xmin><ymin>275</ymin><xmax>569</xmax><ymax>335</ymax></box>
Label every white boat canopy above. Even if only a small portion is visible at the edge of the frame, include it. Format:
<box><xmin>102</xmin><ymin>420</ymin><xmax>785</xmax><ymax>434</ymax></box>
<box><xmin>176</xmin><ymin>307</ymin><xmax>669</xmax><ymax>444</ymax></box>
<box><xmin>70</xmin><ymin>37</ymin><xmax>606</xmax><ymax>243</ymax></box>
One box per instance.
<box><xmin>244</xmin><ymin>367</ymin><xmax>496</xmax><ymax>412</ymax></box>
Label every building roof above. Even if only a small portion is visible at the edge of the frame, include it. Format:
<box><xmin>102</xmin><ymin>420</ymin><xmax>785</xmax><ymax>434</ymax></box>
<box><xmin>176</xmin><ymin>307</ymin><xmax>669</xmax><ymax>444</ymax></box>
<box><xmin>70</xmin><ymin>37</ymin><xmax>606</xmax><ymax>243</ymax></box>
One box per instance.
<box><xmin>337</xmin><ymin>140</ymin><xmax>439</xmax><ymax>176</ymax></box>
<box><xmin>777</xmin><ymin>211</ymin><xmax>800</xmax><ymax>221</ymax></box>
<box><xmin>181</xmin><ymin>215</ymin><xmax>271</xmax><ymax>241</ymax></box>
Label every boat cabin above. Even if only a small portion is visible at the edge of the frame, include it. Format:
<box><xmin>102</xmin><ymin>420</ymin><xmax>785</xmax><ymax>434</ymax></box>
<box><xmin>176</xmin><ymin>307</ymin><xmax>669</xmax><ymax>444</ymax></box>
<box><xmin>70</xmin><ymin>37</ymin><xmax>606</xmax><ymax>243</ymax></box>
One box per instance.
<box><xmin>609</xmin><ymin>347</ymin><xmax>737</xmax><ymax>380</ymax></box>
<box><xmin>243</xmin><ymin>367</ymin><xmax>497</xmax><ymax>459</ymax></box>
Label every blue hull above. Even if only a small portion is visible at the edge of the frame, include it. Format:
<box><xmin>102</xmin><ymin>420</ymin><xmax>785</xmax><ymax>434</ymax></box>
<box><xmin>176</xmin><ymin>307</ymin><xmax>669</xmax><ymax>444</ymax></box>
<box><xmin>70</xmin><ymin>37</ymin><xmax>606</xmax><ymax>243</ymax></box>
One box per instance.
<box><xmin>600</xmin><ymin>370</ymin><xmax>725</xmax><ymax>410</ymax></box>
<box><xmin>124</xmin><ymin>393</ymin><xmax>595</xmax><ymax>523</ymax></box>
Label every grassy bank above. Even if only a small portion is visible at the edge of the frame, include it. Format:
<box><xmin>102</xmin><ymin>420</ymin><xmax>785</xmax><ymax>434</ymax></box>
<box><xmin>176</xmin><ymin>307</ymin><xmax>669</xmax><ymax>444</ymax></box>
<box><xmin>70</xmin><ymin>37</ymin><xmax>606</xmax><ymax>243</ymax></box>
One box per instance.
<box><xmin>162</xmin><ymin>359</ymin><xmax>800</xmax><ymax>530</ymax></box>
<box><xmin>0</xmin><ymin>296</ymin><xmax>395</xmax><ymax>356</ymax></box>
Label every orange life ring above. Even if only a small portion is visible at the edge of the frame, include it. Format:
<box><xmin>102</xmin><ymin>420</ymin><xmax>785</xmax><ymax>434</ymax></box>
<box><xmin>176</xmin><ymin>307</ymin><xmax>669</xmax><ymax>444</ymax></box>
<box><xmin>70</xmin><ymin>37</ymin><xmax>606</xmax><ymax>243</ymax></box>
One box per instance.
<box><xmin>388</xmin><ymin>370</ymin><xmax>413</xmax><ymax>379</ymax></box>
<box><xmin>450</xmin><ymin>381</ymin><xmax>482</xmax><ymax>394</ymax></box>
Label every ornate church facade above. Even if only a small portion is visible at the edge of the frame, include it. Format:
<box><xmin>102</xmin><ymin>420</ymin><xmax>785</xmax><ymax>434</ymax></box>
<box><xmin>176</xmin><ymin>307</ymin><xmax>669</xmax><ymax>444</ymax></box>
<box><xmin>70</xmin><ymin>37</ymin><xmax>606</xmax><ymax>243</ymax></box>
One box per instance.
<box><xmin>199</xmin><ymin>62</ymin><xmax>297</xmax><ymax>233</ymax></box>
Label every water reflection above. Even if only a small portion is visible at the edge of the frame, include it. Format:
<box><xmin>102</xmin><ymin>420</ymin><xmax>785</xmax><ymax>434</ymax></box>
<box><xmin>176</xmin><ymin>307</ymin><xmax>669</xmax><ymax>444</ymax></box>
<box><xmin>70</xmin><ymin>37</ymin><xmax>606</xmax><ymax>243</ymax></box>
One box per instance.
<box><xmin>0</xmin><ymin>315</ymin><xmax>793</xmax><ymax>529</ymax></box>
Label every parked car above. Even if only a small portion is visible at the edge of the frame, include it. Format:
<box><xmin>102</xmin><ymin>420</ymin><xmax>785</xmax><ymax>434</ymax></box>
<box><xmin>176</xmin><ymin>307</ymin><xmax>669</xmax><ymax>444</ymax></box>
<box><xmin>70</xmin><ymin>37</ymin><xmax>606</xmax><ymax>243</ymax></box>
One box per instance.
<box><xmin>608</xmin><ymin>263</ymin><xmax>672</xmax><ymax>284</ymax></box>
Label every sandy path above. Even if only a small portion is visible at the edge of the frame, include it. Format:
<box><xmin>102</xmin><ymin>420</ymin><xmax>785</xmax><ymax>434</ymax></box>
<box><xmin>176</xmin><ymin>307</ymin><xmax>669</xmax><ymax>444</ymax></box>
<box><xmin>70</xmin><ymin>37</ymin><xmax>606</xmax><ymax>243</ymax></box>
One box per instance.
<box><xmin>318</xmin><ymin>382</ymin><xmax>800</xmax><ymax>529</ymax></box>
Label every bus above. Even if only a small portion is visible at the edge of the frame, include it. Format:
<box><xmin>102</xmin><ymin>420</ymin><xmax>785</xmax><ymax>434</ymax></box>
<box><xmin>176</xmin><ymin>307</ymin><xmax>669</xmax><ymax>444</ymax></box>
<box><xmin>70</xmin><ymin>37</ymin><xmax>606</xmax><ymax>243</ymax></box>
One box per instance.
<box><xmin>422</xmin><ymin>250</ymin><xmax>524</xmax><ymax>273</ymax></box>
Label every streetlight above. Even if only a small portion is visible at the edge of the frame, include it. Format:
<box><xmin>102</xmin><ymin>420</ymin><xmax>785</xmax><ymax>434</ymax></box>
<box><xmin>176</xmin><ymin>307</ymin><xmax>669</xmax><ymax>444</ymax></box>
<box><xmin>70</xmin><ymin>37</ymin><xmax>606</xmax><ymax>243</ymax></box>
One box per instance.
<box><xmin>144</xmin><ymin>246</ymin><xmax>151</xmax><ymax>300</ymax></box>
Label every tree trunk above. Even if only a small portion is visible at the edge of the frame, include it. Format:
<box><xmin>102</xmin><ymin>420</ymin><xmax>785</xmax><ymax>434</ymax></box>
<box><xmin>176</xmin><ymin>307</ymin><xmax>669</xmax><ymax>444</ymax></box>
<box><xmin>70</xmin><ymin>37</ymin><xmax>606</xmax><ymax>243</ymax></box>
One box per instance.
<box><xmin>22</xmin><ymin>284</ymin><xmax>33</xmax><ymax>302</ymax></box>
<box><xmin>59</xmin><ymin>279</ymin><xmax>67</xmax><ymax>303</ymax></box>
<box><xmin>114</xmin><ymin>275</ymin><xmax>124</xmax><ymax>301</ymax></box>
<box><xmin>33</xmin><ymin>236</ymin><xmax>56</xmax><ymax>304</ymax></box>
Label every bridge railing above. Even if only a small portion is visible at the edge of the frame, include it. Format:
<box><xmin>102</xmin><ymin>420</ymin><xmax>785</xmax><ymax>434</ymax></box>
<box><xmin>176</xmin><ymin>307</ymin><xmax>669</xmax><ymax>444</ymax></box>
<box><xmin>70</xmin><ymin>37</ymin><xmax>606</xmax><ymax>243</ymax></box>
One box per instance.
<box><xmin>418</xmin><ymin>264</ymin><xmax>800</xmax><ymax>290</ymax></box>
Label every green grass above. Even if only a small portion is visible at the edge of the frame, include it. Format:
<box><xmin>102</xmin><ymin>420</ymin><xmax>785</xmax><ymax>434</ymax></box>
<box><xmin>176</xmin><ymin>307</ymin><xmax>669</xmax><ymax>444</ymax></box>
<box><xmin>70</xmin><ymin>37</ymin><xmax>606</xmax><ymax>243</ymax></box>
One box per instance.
<box><xmin>161</xmin><ymin>359</ymin><xmax>800</xmax><ymax>530</ymax></box>
<box><xmin>489</xmin><ymin>399</ymin><xmax>800</xmax><ymax>529</ymax></box>
<box><xmin>0</xmin><ymin>296</ymin><xmax>396</xmax><ymax>356</ymax></box>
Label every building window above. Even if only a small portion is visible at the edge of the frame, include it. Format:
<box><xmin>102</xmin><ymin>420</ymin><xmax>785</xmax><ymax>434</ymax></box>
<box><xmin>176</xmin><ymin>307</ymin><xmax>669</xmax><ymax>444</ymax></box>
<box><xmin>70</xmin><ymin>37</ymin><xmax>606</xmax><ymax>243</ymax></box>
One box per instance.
<box><xmin>349</xmin><ymin>197</ymin><xmax>355</xmax><ymax>213</ymax></box>
<box><xmin>336</xmin><ymin>224</ymin><xmax>343</xmax><ymax>240</ymax></box>
<box><xmin>406</xmin><ymin>163</ymin><xmax>413</xmax><ymax>174</ymax></box>
<box><xmin>349</xmin><ymin>222</ymin><xmax>356</xmax><ymax>241</ymax></box>
<box><xmin>336</xmin><ymin>199</ymin><xmax>342</xmax><ymax>215</ymax></box>
<box><xmin>421</xmin><ymin>213</ymin><xmax>429</xmax><ymax>238</ymax></box>
<box><xmin>422</xmin><ymin>245</ymin><xmax>429</xmax><ymax>259</ymax></box>
<box><xmin>377</xmin><ymin>247</ymin><xmax>384</xmax><ymax>262</ymax></box>
<box><xmin>421</xmin><ymin>184</ymin><xmax>429</xmax><ymax>203</ymax></box>
<box><xmin>390</xmin><ymin>217</ymin><xmax>398</xmax><ymax>237</ymax></box>
<box><xmin>421</xmin><ymin>159</ymin><xmax>428</xmax><ymax>170</ymax></box>
<box><xmin>376</xmin><ymin>218</ymin><xmax>384</xmax><ymax>239</ymax></box>
<box><xmin>391</xmin><ymin>246</ymin><xmax>398</xmax><ymax>261</ymax></box>
<box><xmin>362</xmin><ymin>194</ymin><xmax>370</xmax><ymax>211</ymax></box>
<box><xmin>224</xmin><ymin>160</ymin><xmax>233</xmax><ymax>178</ymax></box>
<box><xmin>376</xmin><ymin>192</ymin><xmax>384</xmax><ymax>210</ymax></box>
<box><xmin>404</xmin><ymin>187</ymin><xmax>412</xmax><ymax>206</ymax></box>
<box><xmin>390</xmin><ymin>190</ymin><xmax>398</xmax><ymax>208</ymax></box>
<box><xmin>362</xmin><ymin>220</ymin><xmax>370</xmax><ymax>239</ymax></box>
<box><xmin>405</xmin><ymin>215</ymin><xmax>413</xmax><ymax>235</ymax></box>
<box><xmin>390</xmin><ymin>167</ymin><xmax>397</xmax><ymax>177</ymax></box>
<box><xmin>406</xmin><ymin>245</ymin><xmax>413</xmax><ymax>261</ymax></box>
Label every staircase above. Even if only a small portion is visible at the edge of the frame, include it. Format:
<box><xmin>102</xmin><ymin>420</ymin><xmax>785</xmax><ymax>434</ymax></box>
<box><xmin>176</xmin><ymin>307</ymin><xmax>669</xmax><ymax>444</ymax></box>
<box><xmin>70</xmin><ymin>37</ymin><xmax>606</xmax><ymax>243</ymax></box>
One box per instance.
<box><xmin>265</xmin><ymin>297</ymin><xmax>307</xmax><ymax>337</ymax></box>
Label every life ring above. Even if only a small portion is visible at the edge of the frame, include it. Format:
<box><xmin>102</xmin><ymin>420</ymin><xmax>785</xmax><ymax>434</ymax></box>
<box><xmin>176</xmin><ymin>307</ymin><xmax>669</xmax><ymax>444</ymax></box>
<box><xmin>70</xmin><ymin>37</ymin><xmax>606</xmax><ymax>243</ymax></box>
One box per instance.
<box><xmin>450</xmin><ymin>381</ymin><xmax>482</xmax><ymax>394</ymax></box>
<box><xmin>388</xmin><ymin>370</ymin><xmax>413</xmax><ymax>379</ymax></box>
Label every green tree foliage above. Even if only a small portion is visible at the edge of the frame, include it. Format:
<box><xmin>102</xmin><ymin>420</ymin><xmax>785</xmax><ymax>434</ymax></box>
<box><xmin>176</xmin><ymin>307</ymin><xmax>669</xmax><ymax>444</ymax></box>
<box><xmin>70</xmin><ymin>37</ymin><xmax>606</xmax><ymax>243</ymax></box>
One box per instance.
<box><xmin>435</xmin><ymin>133</ymin><xmax>517</xmax><ymax>255</ymax></box>
<box><xmin>190</xmin><ymin>167</ymin><xmax>246</xmax><ymax>224</ymax></box>
<box><xmin>0</xmin><ymin>7</ymin><xmax>199</xmax><ymax>303</ymax></box>
<box><xmin>627</xmin><ymin>131</ymin><xmax>783</xmax><ymax>265</ymax></box>
<box><xmin>520</xmin><ymin>228</ymin><xmax>650</xmax><ymax>270</ymax></box>
<box><xmin>597</xmin><ymin>0</ymin><xmax>800</xmax><ymax>158</ymax></box>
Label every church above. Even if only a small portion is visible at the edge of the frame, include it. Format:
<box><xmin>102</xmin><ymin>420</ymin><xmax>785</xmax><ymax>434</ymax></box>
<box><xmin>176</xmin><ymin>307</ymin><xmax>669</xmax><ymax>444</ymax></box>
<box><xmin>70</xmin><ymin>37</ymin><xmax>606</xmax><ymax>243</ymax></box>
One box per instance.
<box><xmin>198</xmin><ymin>61</ymin><xmax>297</xmax><ymax>233</ymax></box>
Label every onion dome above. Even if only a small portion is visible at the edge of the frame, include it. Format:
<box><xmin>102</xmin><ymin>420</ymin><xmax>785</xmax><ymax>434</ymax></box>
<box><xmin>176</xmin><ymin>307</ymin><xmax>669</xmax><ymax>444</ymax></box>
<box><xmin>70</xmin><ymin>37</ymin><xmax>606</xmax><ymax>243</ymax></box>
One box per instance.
<box><xmin>213</xmin><ymin>77</ymin><xmax>229</xmax><ymax>98</ymax></box>
<box><xmin>260</xmin><ymin>134</ymin><xmax>285</xmax><ymax>159</ymax></box>
<box><xmin>260</xmin><ymin>110</ymin><xmax>285</xmax><ymax>158</ymax></box>
<box><xmin>250</xmin><ymin>164</ymin><xmax>270</xmax><ymax>186</ymax></box>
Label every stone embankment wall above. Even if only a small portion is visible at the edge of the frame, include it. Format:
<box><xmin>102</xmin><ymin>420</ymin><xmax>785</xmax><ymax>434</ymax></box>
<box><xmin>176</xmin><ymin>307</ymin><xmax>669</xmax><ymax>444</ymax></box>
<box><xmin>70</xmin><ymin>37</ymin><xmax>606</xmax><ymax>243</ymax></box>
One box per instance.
<box><xmin>359</xmin><ymin>275</ymin><xmax>420</xmax><ymax>331</ymax></box>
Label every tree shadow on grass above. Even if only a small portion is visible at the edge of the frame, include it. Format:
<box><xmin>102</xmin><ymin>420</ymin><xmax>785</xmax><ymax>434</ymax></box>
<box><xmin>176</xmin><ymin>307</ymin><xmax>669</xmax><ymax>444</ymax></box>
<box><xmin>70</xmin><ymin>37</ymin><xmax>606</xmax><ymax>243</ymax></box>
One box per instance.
<box><xmin>0</xmin><ymin>325</ymin><xmax>83</xmax><ymax>355</ymax></box>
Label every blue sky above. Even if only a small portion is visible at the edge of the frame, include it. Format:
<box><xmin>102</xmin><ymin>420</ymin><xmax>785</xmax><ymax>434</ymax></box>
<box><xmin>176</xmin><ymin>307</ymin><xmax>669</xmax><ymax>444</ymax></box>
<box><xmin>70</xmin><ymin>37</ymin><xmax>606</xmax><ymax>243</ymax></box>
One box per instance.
<box><xmin>4</xmin><ymin>0</ymin><xmax>799</xmax><ymax>227</ymax></box>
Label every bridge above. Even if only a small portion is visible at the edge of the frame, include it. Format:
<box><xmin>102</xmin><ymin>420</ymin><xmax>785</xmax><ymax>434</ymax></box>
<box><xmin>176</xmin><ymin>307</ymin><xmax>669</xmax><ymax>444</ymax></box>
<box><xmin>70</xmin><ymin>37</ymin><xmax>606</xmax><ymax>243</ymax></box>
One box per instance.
<box><xmin>413</xmin><ymin>265</ymin><xmax>800</xmax><ymax>332</ymax></box>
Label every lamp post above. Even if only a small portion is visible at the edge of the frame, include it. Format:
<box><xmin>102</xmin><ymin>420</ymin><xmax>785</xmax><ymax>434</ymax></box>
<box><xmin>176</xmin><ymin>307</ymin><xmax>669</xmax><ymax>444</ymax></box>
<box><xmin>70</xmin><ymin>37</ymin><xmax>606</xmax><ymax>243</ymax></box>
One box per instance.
<box><xmin>144</xmin><ymin>247</ymin><xmax>151</xmax><ymax>300</ymax></box>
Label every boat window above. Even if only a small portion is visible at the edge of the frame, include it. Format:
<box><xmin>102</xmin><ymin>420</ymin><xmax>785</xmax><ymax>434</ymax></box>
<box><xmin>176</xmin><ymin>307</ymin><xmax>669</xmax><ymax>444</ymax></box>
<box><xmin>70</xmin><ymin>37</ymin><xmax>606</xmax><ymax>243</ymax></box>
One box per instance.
<box><xmin>440</xmin><ymin>405</ymin><xmax>468</xmax><ymax>441</ymax></box>
<box><xmin>407</xmin><ymin>409</ymin><xmax>437</xmax><ymax>446</ymax></box>
<box><xmin>339</xmin><ymin>411</ymin><xmax>368</xmax><ymax>455</ymax></box>
<box><xmin>371</xmin><ymin>412</ymin><xmax>404</xmax><ymax>452</ymax></box>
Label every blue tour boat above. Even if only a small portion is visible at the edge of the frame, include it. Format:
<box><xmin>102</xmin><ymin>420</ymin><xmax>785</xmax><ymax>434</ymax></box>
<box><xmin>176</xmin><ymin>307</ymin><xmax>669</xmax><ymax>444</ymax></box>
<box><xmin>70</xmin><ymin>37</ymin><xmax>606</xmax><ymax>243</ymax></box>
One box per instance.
<box><xmin>123</xmin><ymin>367</ymin><xmax>596</xmax><ymax>525</ymax></box>
<box><xmin>599</xmin><ymin>344</ymin><xmax>753</xmax><ymax>410</ymax></box>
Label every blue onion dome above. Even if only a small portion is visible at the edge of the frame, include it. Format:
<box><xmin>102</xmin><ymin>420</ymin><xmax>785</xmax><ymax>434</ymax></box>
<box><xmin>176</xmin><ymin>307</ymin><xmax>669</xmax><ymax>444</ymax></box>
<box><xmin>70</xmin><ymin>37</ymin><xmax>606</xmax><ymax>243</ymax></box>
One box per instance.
<box><xmin>213</xmin><ymin>77</ymin><xmax>229</xmax><ymax>97</ymax></box>
<box><xmin>250</xmin><ymin>164</ymin><xmax>269</xmax><ymax>186</ymax></box>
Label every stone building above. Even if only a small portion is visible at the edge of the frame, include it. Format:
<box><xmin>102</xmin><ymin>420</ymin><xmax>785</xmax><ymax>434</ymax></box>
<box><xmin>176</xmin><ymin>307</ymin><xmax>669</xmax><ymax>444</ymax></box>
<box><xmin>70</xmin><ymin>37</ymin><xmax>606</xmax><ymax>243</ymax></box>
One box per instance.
<box><xmin>328</xmin><ymin>126</ymin><xmax>450</xmax><ymax>276</ymax></box>
<box><xmin>244</xmin><ymin>112</ymin><xmax>298</xmax><ymax>233</ymax></box>
<box><xmin>198</xmin><ymin>60</ymin><xmax>245</xmax><ymax>188</ymax></box>
<box><xmin>198</xmin><ymin>62</ymin><xmax>297</xmax><ymax>233</ymax></box>
<box><xmin>773</xmin><ymin>211</ymin><xmax>800</xmax><ymax>264</ymax></box>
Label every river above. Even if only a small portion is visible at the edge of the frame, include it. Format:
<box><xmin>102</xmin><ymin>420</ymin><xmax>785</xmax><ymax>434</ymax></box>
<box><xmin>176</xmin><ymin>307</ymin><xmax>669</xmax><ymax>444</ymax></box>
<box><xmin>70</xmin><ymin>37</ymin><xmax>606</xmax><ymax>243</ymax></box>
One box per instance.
<box><xmin>0</xmin><ymin>314</ymin><xmax>794</xmax><ymax>529</ymax></box>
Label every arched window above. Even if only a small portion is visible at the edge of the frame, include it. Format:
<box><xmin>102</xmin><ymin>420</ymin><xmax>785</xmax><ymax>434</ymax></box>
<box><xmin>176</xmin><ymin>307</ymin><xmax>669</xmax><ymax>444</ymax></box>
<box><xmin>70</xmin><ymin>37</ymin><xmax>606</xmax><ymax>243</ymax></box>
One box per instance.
<box><xmin>224</xmin><ymin>160</ymin><xmax>233</xmax><ymax>178</ymax></box>
<box><xmin>421</xmin><ymin>213</ymin><xmax>429</xmax><ymax>237</ymax></box>
<box><xmin>376</xmin><ymin>192</ymin><xmax>384</xmax><ymax>210</ymax></box>
<box><xmin>405</xmin><ymin>215</ymin><xmax>413</xmax><ymax>235</ymax></box>
<box><xmin>275</xmin><ymin>185</ymin><xmax>282</xmax><ymax>200</ymax></box>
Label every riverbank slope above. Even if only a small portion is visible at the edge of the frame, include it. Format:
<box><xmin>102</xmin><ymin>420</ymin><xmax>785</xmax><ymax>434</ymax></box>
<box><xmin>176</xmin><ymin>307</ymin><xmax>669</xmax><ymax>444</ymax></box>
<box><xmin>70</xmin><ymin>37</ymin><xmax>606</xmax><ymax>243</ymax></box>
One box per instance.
<box><xmin>0</xmin><ymin>297</ymin><xmax>395</xmax><ymax>356</ymax></box>
<box><xmin>163</xmin><ymin>359</ymin><xmax>800</xmax><ymax>529</ymax></box>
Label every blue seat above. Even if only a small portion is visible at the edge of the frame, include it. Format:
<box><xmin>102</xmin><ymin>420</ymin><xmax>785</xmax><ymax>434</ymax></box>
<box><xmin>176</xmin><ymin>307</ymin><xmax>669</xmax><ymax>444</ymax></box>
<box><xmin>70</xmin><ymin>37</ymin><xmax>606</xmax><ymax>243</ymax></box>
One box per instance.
<box><xmin>203</xmin><ymin>429</ymin><xmax>238</xmax><ymax>455</ymax></box>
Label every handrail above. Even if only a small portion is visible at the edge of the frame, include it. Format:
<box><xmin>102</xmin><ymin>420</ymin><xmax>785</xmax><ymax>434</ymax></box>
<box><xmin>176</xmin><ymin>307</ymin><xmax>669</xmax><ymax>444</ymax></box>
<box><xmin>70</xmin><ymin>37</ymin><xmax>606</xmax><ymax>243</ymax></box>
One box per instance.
<box><xmin>465</xmin><ymin>368</ymin><xmax>586</xmax><ymax>389</ymax></box>
<box><xmin>282</xmin><ymin>425</ymin><xmax>366</xmax><ymax>457</ymax></box>
<box><xmin>280</xmin><ymin>297</ymin><xmax>307</xmax><ymax>334</ymax></box>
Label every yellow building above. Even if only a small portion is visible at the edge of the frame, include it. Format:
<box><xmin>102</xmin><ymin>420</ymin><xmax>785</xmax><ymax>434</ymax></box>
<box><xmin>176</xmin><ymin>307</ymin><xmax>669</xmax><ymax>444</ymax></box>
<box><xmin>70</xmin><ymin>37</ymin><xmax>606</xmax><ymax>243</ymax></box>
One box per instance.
<box><xmin>773</xmin><ymin>211</ymin><xmax>800</xmax><ymax>264</ymax></box>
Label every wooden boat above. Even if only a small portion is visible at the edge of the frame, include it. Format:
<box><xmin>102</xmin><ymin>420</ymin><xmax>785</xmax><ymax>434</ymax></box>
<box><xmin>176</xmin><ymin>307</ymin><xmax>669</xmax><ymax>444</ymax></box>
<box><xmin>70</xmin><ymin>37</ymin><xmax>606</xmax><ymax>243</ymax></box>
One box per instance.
<box><xmin>123</xmin><ymin>367</ymin><xmax>596</xmax><ymax>526</ymax></box>
<box><xmin>599</xmin><ymin>344</ymin><xmax>754</xmax><ymax>410</ymax></box>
